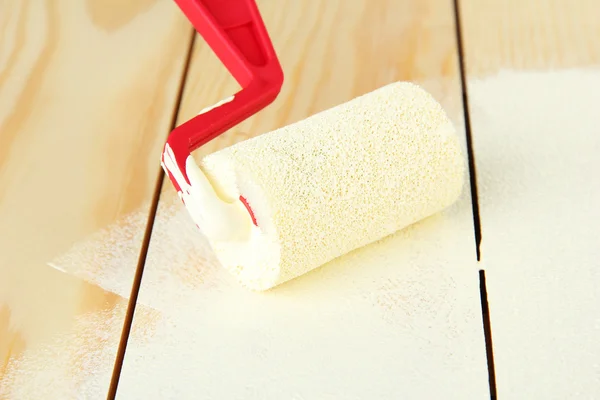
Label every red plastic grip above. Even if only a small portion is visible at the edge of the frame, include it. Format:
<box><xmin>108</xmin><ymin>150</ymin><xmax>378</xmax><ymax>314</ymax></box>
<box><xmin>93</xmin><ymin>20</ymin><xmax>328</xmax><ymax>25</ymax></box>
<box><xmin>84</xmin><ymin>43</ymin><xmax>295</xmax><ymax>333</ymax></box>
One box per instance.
<box><xmin>163</xmin><ymin>0</ymin><xmax>283</xmax><ymax>191</ymax></box>
<box><xmin>174</xmin><ymin>0</ymin><xmax>280</xmax><ymax>86</ymax></box>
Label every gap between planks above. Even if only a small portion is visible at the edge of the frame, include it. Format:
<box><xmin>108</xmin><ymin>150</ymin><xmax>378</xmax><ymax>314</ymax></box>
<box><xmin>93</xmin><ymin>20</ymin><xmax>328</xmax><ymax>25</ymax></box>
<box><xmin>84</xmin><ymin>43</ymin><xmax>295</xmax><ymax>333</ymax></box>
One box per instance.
<box><xmin>452</xmin><ymin>0</ymin><xmax>482</xmax><ymax>261</ymax></box>
<box><xmin>106</xmin><ymin>28</ymin><xmax>198</xmax><ymax>400</ymax></box>
<box><xmin>452</xmin><ymin>0</ymin><xmax>497</xmax><ymax>398</ymax></box>
<box><xmin>479</xmin><ymin>270</ymin><xmax>498</xmax><ymax>400</ymax></box>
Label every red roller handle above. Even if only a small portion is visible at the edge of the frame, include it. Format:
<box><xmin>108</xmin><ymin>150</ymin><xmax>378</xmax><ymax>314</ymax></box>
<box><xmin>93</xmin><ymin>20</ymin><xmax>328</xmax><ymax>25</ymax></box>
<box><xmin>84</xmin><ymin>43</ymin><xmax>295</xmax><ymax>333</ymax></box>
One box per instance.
<box><xmin>163</xmin><ymin>0</ymin><xmax>283</xmax><ymax>191</ymax></box>
<box><xmin>174</xmin><ymin>0</ymin><xmax>280</xmax><ymax>87</ymax></box>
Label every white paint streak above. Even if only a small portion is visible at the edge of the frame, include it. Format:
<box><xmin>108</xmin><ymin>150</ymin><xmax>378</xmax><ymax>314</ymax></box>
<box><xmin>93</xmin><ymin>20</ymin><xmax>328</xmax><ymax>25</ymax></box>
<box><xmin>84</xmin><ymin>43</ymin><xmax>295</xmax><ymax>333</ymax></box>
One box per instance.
<box><xmin>46</xmin><ymin>262</ymin><xmax>67</xmax><ymax>273</ymax></box>
<box><xmin>46</xmin><ymin>195</ymin><xmax>226</xmax><ymax>312</ymax></box>
<box><xmin>197</xmin><ymin>95</ymin><xmax>235</xmax><ymax>115</ymax></box>
<box><xmin>469</xmin><ymin>68</ymin><xmax>600</xmax><ymax>399</ymax></box>
<box><xmin>0</xmin><ymin>303</ymin><xmax>159</xmax><ymax>399</ymax></box>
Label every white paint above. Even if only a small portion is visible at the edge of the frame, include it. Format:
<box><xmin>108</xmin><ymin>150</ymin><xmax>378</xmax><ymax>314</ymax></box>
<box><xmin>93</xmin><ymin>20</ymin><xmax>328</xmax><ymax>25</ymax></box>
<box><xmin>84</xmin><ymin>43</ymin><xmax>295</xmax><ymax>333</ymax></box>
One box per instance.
<box><xmin>11</xmin><ymin>70</ymin><xmax>600</xmax><ymax>399</ymax></box>
<box><xmin>162</xmin><ymin>143</ymin><xmax>252</xmax><ymax>242</ymax></box>
<box><xmin>46</xmin><ymin>262</ymin><xmax>67</xmax><ymax>273</ymax></box>
<box><xmin>5</xmin><ymin>182</ymin><xmax>488</xmax><ymax>398</ymax></box>
<box><xmin>6</xmin><ymin>80</ymin><xmax>488</xmax><ymax>398</ymax></box>
<box><xmin>45</xmin><ymin>195</ymin><xmax>227</xmax><ymax>312</ymax></box>
<box><xmin>116</xmin><ymin>181</ymin><xmax>488</xmax><ymax>399</ymax></box>
<box><xmin>197</xmin><ymin>95</ymin><xmax>235</xmax><ymax>115</ymax></box>
<box><xmin>469</xmin><ymin>69</ymin><xmax>600</xmax><ymax>399</ymax></box>
<box><xmin>0</xmin><ymin>302</ymin><xmax>160</xmax><ymax>399</ymax></box>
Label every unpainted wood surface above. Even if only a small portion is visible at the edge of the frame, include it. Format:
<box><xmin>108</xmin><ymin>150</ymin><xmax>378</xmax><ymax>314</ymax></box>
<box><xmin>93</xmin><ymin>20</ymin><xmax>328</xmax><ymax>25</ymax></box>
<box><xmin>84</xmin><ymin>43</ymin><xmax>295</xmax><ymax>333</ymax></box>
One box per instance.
<box><xmin>460</xmin><ymin>0</ymin><xmax>600</xmax><ymax>75</ymax></box>
<box><xmin>0</xmin><ymin>0</ymin><xmax>191</xmax><ymax>397</ymax></box>
<box><xmin>460</xmin><ymin>0</ymin><xmax>600</xmax><ymax>397</ymax></box>
<box><xmin>115</xmin><ymin>0</ymin><xmax>489</xmax><ymax>398</ymax></box>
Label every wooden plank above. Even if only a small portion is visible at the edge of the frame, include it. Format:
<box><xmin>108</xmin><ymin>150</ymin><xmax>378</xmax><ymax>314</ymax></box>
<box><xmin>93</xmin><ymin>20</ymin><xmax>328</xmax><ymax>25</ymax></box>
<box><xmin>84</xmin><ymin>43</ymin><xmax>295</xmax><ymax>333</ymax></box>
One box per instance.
<box><xmin>459</xmin><ymin>0</ymin><xmax>600</xmax><ymax>75</ymax></box>
<box><xmin>0</xmin><ymin>0</ymin><xmax>191</xmax><ymax>397</ymax></box>
<box><xmin>459</xmin><ymin>0</ymin><xmax>600</xmax><ymax>397</ymax></box>
<box><xmin>114</xmin><ymin>0</ymin><xmax>490</xmax><ymax>398</ymax></box>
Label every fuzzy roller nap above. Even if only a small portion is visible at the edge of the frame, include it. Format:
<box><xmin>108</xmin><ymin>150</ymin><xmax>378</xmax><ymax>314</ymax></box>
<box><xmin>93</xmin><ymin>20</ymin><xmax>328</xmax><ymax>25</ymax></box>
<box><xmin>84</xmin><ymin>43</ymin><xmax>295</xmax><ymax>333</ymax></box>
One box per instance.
<box><xmin>180</xmin><ymin>82</ymin><xmax>465</xmax><ymax>290</ymax></box>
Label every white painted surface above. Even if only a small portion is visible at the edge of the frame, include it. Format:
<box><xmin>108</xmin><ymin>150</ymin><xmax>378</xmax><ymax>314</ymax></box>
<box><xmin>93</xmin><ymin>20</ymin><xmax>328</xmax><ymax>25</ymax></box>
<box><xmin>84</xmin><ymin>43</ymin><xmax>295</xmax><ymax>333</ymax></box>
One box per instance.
<box><xmin>113</xmin><ymin>85</ymin><xmax>489</xmax><ymax>398</ymax></box>
<box><xmin>3</xmin><ymin>83</ymin><xmax>488</xmax><ymax>398</ymax></box>
<box><xmin>469</xmin><ymin>69</ymin><xmax>600</xmax><ymax>398</ymax></box>
<box><xmin>4</xmin><ymin>177</ymin><xmax>490</xmax><ymax>398</ymax></box>
<box><xmin>116</xmin><ymin>199</ymin><xmax>488</xmax><ymax>399</ymax></box>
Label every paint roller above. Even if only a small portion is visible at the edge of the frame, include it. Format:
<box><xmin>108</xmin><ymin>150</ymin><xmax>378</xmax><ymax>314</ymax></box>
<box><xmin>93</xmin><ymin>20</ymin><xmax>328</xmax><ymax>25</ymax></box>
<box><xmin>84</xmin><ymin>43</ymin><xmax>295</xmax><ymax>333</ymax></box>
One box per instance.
<box><xmin>162</xmin><ymin>0</ymin><xmax>464</xmax><ymax>290</ymax></box>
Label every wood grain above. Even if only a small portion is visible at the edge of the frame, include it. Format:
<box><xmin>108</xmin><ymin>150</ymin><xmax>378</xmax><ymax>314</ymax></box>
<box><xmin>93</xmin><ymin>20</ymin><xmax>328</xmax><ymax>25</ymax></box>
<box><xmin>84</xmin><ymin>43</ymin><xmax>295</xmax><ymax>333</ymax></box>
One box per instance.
<box><xmin>460</xmin><ymin>0</ymin><xmax>600</xmax><ymax>397</ymax></box>
<box><xmin>115</xmin><ymin>0</ymin><xmax>489</xmax><ymax>398</ymax></box>
<box><xmin>459</xmin><ymin>0</ymin><xmax>600</xmax><ymax>76</ymax></box>
<box><xmin>0</xmin><ymin>0</ymin><xmax>191</xmax><ymax>397</ymax></box>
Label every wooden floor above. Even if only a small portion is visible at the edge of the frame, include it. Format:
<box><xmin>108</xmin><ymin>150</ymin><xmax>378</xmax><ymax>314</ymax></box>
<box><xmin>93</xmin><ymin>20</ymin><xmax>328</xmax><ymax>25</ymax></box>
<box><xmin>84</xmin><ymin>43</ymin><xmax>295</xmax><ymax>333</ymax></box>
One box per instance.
<box><xmin>1</xmin><ymin>0</ymin><xmax>599</xmax><ymax>398</ymax></box>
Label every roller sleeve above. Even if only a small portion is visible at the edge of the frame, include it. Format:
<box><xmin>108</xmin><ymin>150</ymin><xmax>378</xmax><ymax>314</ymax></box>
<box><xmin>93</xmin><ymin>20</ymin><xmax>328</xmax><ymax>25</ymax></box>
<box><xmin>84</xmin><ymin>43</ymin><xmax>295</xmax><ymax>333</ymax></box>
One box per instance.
<box><xmin>199</xmin><ymin>81</ymin><xmax>465</xmax><ymax>290</ymax></box>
